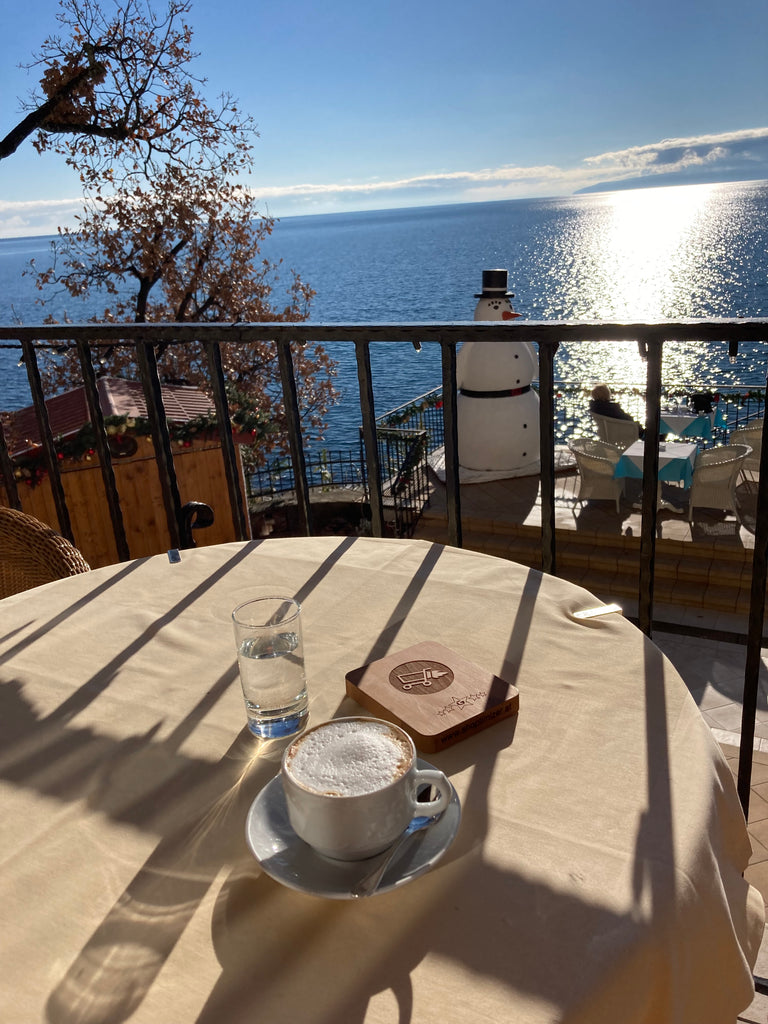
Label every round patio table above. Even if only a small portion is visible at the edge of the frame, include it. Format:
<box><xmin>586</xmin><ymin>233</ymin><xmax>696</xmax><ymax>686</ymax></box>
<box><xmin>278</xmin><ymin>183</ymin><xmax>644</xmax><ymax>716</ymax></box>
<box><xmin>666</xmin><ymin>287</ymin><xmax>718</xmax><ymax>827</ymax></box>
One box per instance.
<box><xmin>0</xmin><ymin>536</ymin><xmax>762</xmax><ymax>1024</ymax></box>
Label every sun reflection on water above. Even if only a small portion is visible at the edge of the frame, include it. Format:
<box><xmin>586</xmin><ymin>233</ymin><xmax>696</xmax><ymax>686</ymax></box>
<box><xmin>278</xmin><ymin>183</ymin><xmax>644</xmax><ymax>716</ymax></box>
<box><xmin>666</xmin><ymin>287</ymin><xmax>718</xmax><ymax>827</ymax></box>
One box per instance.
<box><xmin>537</xmin><ymin>183</ymin><xmax>768</xmax><ymax>391</ymax></box>
<box><xmin>578</xmin><ymin>185</ymin><xmax>722</xmax><ymax>321</ymax></box>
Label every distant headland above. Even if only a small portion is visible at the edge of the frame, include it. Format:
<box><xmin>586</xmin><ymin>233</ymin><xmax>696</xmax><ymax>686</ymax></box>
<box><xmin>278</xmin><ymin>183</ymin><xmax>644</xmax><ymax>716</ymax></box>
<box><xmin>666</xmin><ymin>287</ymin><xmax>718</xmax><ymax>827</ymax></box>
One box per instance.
<box><xmin>576</xmin><ymin>170</ymin><xmax>768</xmax><ymax>195</ymax></box>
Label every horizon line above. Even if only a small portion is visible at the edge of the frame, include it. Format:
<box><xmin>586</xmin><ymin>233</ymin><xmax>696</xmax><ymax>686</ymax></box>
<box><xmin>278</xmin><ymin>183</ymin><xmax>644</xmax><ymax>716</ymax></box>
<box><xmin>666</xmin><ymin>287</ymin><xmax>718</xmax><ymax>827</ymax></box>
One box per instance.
<box><xmin>1</xmin><ymin>174</ymin><xmax>767</xmax><ymax>242</ymax></box>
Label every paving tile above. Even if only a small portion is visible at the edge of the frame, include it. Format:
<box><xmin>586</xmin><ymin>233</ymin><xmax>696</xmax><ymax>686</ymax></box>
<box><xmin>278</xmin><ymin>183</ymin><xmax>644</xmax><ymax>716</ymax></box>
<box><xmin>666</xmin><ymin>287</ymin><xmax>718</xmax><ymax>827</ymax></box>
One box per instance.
<box><xmin>749</xmin><ymin>788</ymin><xmax>768</xmax><ymax>824</ymax></box>
<box><xmin>741</xmin><ymin>926</ymin><xmax>768</xmax><ymax>1021</ymax></box>
<box><xmin>746</xmin><ymin>860</ymin><xmax>768</xmax><ymax>908</ymax></box>
<box><xmin>704</xmin><ymin>703</ymin><xmax>751</xmax><ymax>734</ymax></box>
<box><xmin>746</xmin><ymin>759</ymin><xmax>768</xmax><ymax>787</ymax></box>
<box><xmin>748</xmin><ymin>822</ymin><xmax>768</xmax><ymax>858</ymax></box>
<box><xmin>719</xmin><ymin>740</ymin><xmax>741</xmax><ymax>759</ymax></box>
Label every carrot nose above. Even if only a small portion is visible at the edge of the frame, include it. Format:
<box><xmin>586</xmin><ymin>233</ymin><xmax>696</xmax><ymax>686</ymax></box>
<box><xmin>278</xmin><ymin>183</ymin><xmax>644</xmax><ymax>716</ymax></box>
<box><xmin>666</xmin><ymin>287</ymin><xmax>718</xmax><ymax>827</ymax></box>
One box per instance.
<box><xmin>502</xmin><ymin>311</ymin><xmax>522</xmax><ymax>320</ymax></box>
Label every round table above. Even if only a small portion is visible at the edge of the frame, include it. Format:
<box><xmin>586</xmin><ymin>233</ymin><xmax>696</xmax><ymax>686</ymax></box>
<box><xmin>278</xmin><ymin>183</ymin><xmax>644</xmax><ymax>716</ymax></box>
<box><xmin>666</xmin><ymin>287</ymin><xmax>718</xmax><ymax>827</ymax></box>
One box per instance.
<box><xmin>0</xmin><ymin>537</ymin><xmax>762</xmax><ymax>1023</ymax></box>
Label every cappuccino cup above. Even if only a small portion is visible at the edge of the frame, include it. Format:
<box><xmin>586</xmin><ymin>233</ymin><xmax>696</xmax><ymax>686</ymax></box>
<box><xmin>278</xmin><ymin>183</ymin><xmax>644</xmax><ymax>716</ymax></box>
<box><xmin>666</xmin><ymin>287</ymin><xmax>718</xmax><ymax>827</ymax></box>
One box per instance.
<box><xmin>281</xmin><ymin>717</ymin><xmax>452</xmax><ymax>860</ymax></box>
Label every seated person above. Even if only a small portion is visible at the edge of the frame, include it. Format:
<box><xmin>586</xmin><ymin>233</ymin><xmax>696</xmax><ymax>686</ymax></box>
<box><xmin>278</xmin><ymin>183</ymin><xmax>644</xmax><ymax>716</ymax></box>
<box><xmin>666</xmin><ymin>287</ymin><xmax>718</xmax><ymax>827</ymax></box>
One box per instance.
<box><xmin>589</xmin><ymin>384</ymin><xmax>645</xmax><ymax>439</ymax></box>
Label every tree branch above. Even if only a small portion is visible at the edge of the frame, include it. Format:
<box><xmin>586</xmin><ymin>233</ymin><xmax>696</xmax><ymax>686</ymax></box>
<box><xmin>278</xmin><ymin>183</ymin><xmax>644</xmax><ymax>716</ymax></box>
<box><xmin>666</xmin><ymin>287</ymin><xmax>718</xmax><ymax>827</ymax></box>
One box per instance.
<box><xmin>0</xmin><ymin>62</ymin><xmax>103</xmax><ymax>159</ymax></box>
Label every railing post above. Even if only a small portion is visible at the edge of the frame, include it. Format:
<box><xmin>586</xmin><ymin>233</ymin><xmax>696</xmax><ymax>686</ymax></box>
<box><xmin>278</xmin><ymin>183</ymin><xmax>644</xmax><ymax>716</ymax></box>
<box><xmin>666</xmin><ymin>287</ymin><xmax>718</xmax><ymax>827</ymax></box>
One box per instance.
<box><xmin>134</xmin><ymin>336</ymin><xmax>184</xmax><ymax>550</ymax></box>
<box><xmin>538</xmin><ymin>339</ymin><xmax>558</xmax><ymax>575</ymax></box>
<box><xmin>276</xmin><ymin>338</ymin><xmax>313</xmax><ymax>536</ymax></box>
<box><xmin>738</xmin><ymin>392</ymin><xmax>768</xmax><ymax>816</ymax></box>
<box><xmin>638</xmin><ymin>337</ymin><xmax>664</xmax><ymax>636</ymax></box>
<box><xmin>21</xmin><ymin>338</ymin><xmax>75</xmax><ymax>543</ymax></box>
<box><xmin>356</xmin><ymin>339</ymin><xmax>385</xmax><ymax>537</ymax></box>
<box><xmin>441</xmin><ymin>337</ymin><xmax>462</xmax><ymax>548</ymax></box>
<box><xmin>204</xmin><ymin>338</ymin><xmax>250</xmax><ymax>541</ymax></box>
<box><xmin>75</xmin><ymin>339</ymin><xmax>131</xmax><ymax>562</ymax></box>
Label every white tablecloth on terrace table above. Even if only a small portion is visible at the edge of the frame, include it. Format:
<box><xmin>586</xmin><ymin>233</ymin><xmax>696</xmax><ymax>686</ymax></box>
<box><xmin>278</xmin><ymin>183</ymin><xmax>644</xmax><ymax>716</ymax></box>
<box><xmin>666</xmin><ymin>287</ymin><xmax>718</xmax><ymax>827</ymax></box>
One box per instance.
<box><xmin>659</xmin><ymin>411</ymin><xmax>714</xmax><ymax>439</ymax></box>
<box><xmin>0</xmin><ymin>537</ymin><xmax>762</xmax><ymax>1024</ymax></box>
<box><xmin>615</xmin><ymin>439</ymin><xmax>699</xmax><ymax>486</ymax></box>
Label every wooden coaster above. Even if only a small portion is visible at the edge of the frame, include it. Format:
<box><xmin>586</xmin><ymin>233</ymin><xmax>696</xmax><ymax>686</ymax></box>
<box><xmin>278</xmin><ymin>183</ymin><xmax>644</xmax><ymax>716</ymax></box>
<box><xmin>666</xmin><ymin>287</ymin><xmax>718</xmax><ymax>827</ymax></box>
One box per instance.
<box><xmin>345</xmin><ymin>640</ymin><xmax>519</xmax><ymax>753</ymax></box>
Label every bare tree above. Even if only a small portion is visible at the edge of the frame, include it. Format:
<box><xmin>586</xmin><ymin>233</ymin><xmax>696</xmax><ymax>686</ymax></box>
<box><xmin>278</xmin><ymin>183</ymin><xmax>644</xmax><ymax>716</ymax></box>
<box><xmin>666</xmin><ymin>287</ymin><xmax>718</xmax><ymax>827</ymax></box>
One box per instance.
<box><xmin>1</xmin><ymin>0</ymin><xmax>249</xmax><ymax>173</ymax></box>
<box><xmin>13</xmin><ymin>0</ymin><xmax>337</xmax><ymax>454</ymax></box>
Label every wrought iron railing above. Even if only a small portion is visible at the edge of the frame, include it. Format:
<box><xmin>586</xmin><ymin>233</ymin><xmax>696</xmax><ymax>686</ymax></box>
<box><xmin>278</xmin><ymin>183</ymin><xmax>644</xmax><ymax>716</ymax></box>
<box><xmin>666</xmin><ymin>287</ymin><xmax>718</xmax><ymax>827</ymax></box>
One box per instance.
<box><xmin>245</xmin><ymin>428</ymin><xmax>430</xmax><ymax>539</ymax></box>
<box><xmin>371</xmin><ymin>427</ymin><xmax>430</xmax><ymax>537</ymax></box>
<box><xmin>1</xmin><ymin>319</ymin><xmax>768</xmax><ymax>827</ymax></box>
<box><xmin>247</xmin><ymin>448</ymin><xmax>364</xmax><ymax>502</ymax></box>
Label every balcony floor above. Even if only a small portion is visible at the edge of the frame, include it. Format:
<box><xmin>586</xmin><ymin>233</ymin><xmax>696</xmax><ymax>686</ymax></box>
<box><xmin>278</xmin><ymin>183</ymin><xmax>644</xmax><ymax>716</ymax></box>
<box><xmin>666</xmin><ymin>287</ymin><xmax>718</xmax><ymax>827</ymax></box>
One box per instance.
<box><xmin>414</xmin><ymin>448</ymin><xmax>761</xmax><ymax>626</ymax></box>
<box><xmin>420</xmin><ymin>445</ymin><xmax>757</xmax><ymax>548</ymax></box>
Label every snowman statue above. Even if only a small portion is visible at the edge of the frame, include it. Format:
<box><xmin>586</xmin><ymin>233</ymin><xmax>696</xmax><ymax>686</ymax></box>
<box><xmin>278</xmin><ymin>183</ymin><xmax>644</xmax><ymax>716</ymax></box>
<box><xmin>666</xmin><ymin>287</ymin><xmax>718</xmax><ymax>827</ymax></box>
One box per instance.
<box><xmin>456</xmin><ymin>269</ymin><xmax>540</xmax><ymax>476</ymax></box>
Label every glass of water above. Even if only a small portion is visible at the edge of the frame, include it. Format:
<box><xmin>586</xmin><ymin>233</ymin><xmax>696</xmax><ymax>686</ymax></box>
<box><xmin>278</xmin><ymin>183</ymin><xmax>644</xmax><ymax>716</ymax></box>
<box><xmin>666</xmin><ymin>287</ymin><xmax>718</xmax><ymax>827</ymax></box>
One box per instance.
<box><xmin>232</xmin><ymin>596</ymin><xmax>308</xmax><ymax>738</ymax></box>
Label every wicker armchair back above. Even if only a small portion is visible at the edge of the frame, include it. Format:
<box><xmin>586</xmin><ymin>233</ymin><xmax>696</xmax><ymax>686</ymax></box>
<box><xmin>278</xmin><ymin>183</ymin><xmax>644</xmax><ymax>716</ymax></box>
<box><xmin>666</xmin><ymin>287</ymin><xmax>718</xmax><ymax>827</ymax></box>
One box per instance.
<box><xmin>0</xmin><ymin>507</ymin><xmax>90</xmax><ymax>599</ymax></box>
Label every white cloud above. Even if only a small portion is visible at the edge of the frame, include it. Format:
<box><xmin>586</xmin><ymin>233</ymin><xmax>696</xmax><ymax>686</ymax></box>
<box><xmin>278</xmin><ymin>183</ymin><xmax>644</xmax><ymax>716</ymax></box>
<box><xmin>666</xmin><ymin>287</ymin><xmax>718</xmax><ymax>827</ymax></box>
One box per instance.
<box><xmin>0</xmin><ymin>197</ymin><xmax>82</xmax><ymax>238</ymax></box>
<box><xmin>249</xmin><ymin>127</ymin><xmax>768</xmax><ymax>214</ymax></box>
<box><xmin>2</xmin><ymin>127</ymin><xmax>767</xmax><ymax>233</ymax></box>
<box><xmin>584</xmin><ymin>127</ymin><xmax>768</xmax><ymax>168</ymax></box>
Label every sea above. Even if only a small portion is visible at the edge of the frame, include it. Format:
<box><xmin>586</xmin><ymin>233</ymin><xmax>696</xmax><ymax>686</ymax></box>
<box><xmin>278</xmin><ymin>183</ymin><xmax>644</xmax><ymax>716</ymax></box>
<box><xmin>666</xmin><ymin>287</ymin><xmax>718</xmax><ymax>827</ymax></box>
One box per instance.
<box><xmin>2</xmin><ymin>179</ymin><xmax>767</xmax><ymax>451</ymax></box>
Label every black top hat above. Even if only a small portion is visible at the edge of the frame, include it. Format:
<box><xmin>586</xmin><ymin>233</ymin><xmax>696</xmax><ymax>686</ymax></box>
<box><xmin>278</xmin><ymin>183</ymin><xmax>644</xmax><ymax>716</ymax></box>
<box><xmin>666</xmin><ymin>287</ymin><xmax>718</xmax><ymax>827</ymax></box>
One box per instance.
<box><xmin>475</xmin><ymin>268</ymin><xmax>514</xmax><ymax>298</ymax></box>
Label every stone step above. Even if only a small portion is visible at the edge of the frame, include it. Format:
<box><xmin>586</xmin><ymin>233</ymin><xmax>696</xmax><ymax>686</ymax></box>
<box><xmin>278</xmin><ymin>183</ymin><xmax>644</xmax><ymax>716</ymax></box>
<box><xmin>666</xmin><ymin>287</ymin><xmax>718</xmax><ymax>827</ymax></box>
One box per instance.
<box><xmin>413</xmin><ymin>511</ymin><xmax>756</xmax><ymax>616</ymax></box>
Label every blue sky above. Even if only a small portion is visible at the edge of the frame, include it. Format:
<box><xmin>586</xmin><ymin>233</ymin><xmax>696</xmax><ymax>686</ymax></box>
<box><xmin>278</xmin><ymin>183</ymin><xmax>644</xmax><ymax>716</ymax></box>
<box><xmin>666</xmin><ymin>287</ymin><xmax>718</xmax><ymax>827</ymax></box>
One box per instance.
<box><xmin>1</xmin><ymin>0</ymin><xmax>767</xmax><ymax>236</ymax></box>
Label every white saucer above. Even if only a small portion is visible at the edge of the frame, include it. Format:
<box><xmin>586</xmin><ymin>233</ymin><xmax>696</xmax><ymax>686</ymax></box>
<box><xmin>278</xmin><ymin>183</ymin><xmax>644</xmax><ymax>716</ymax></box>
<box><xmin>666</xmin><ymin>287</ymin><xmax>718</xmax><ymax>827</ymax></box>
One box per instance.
<box><xmin>245</xmin><ymin>759</ymin><xmax>461</xmax><ymax>899</ymax></box>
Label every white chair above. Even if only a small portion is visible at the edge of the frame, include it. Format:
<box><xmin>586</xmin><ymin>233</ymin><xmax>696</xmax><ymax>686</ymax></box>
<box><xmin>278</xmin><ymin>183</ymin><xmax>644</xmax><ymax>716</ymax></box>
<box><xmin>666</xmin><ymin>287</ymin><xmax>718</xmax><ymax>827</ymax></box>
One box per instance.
<box><xmin>687</xmin><ymin>444</ymin><xmax>751</xmax><ymax>522</ymax></box>
<box><xmin>568</xmin><ymin>438</ymin><xmax>625</xmax><ymax>513</ymax></box>
<box><xmin>730</xmin><ymin>421</ymin><xmax>762</xmax><ymax>489</ymax></box>
<box><xmin>591</xmin><ymin>412</ymin><xmax>640</xmax><ymax>451</ymax></box>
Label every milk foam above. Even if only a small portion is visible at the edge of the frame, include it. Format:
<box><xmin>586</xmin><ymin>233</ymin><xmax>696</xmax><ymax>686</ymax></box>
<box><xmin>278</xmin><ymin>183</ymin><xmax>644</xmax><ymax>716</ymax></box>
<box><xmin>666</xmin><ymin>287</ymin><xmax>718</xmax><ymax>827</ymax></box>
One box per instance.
<box><xmin>286</xmin><ymin>720</ymin><xmax>412</xmax><ymax>797</ymax></box>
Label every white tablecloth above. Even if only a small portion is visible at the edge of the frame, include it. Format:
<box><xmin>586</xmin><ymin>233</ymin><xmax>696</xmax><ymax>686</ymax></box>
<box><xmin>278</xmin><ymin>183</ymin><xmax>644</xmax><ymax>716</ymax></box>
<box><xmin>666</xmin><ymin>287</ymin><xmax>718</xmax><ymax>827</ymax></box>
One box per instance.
<box><xmin>659</xmin><ymin>411</ymin><xmax>713</xmax><ymax>439</ymax></box>
<box><xmin>0</xmin><ymin>537</ymin><xmax>762</xmax><ymax>1023</ymax></box>
<box><xmin>615</xmin><ymin>439</ymin><xmax>698</xmax><ymax>486</ymax></box>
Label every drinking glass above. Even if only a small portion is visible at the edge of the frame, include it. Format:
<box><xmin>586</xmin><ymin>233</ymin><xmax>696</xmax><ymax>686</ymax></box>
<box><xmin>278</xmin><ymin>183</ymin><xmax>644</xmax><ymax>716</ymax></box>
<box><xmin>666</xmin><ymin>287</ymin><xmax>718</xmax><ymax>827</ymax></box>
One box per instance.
<box><xmin>232</xmin><ymin>596</ymin><xmax>308</xmax><ymax>738</ymax></box>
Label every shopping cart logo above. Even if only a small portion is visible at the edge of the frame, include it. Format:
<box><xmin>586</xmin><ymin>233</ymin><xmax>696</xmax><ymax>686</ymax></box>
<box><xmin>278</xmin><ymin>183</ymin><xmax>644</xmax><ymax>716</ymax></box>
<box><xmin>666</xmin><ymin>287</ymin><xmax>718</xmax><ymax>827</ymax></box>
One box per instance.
<box><xmin>389</xmin><ymin>659</ymin><xmax>454</xmax><ymax>695</ymax></box>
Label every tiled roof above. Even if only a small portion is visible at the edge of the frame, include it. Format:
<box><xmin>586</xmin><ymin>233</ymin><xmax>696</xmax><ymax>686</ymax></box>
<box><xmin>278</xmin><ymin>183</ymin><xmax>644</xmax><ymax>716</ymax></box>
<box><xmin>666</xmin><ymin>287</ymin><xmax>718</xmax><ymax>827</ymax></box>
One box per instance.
<box><xmin>6</xmin><ymin>377</ymin><xmax>215</xmax><ymax>456</ymax></box>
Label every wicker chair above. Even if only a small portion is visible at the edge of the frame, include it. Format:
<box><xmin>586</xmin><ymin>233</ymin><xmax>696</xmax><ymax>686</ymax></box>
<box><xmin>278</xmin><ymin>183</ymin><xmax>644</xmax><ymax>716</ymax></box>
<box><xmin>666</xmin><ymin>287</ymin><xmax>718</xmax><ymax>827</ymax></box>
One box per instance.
<box><xmin>568</xmin><ymin>438</ymin><xmax>625</xmax><ymax>513</ymax></box>
<box><xmin>687</xmin><ymin>444</ymin><xmax>751</xmax><ymax>522</ymax></box>
<box><xmin>590</xmin><ymin>412</ymin><xmax>640</xmax><ymax>452</ymax></box>
<box><xmin>730</xmin><ymin>421</ymin><xmax>762</xmax><ymax>488</ymax></box>
<box><xmin>0</xmin><ymin>506</ymin><xmax>90</xmax><ymax>599</ymax></box>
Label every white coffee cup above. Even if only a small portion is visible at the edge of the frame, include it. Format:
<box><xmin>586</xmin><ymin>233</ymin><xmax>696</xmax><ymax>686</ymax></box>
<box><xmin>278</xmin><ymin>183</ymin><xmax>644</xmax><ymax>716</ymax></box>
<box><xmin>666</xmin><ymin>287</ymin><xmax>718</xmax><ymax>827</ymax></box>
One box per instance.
<box><xmin>281</xmin><ymin>717</ymin><xmax>452</xmax><ymax>860</ymax></box>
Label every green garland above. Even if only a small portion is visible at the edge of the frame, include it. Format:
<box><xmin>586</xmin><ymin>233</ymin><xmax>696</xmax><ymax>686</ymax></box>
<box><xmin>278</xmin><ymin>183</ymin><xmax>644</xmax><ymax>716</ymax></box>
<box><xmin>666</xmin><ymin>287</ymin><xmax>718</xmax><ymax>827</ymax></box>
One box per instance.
<box><xmin>381</xmin><ymin>392</ymin><xmax>444</xmax><ymax>427</ymax></box>
<box><xmin>10</xmin><ymin>382</ymin><xmax>764</xmax><ymax>489</ymax></box>
<box><xmin>10</xmin><ymin>409</ymin><xmax>273</xmax><ymax>488</ymax></box>
<box><xmin>381</xmin><ymin>385</ymin><xmax>765</xmax><ymax>425</ymax></box>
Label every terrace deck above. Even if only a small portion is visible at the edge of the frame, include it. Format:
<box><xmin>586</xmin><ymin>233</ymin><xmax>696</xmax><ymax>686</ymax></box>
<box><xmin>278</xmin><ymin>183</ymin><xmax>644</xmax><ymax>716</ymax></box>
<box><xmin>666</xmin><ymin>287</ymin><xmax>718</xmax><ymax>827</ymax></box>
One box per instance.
<box><xmin>413</xmin><ymin>451</ymin><xmax>761</xmax><ymax>626</ymax></box>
